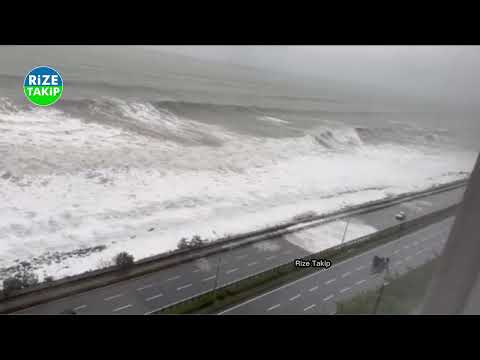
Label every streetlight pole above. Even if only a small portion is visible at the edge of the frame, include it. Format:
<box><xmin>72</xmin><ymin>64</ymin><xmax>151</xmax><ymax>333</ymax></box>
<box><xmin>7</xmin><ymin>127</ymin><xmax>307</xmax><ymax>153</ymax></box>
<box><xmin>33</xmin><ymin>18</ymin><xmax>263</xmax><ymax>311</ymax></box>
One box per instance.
<box><xmin>213</xmin><ymin>256</ymin><xmax>222</xmax><ymax>294</ymax></box>
<box><xmin>213</xmin><ymin>244</ymin><xmax>232</xmax><ymax>303</ymax></box>
<box><xmin>341</xmin><ymin>218</ymin><xmax>351</xmax><ymax>245</ymax></box>
<box><xmin>372</xmin><ymin>260</ymin><xmax>390</xmax><ymax>314</ymax></box>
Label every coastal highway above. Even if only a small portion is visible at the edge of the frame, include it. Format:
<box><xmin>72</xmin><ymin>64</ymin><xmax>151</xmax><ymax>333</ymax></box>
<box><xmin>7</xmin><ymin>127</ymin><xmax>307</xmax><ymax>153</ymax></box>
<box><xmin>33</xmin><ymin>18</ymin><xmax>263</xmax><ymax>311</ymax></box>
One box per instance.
<box><xmin>14</xmin><ymin>186</ymin><xmax>464</xmax><ymax>315</ymax></box>
<box><xmin>220</xmin><ymin>217</ymin><xmax>454</xmax><ymax>315</ymax></box>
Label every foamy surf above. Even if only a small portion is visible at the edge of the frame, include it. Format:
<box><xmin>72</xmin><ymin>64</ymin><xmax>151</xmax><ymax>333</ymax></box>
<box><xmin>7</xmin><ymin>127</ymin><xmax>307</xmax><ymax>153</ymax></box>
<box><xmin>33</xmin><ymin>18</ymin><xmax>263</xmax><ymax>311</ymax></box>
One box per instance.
<box><xmin>0</xmin><ymin>97</ymin><xmax>476</xmax><ymax>286</ymax></box>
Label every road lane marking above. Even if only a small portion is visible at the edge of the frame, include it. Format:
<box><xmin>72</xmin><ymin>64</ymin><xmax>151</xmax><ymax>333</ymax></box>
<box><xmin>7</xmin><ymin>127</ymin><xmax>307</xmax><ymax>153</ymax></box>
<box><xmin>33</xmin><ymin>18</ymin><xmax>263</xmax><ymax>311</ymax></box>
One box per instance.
<box><xmin>112</xmin><ymin>304</ymin><xmax>132</xmax><ymax>313</ymax></box>
<box><xmin>192</xmin><ymin>269</ymin><xmax>201</xmax><ymax>273</ymax></box>
<box><xmin>393</xmin><ymin>249</ymin><xmax>400</xmax><ymax>255</ymax></box>
<box><xmin>355</xmin><ymin>279</ymin><xmax>367</xmax><ymax>286</ymax></box>
<box><xmin>341</xmin><ymin>271</ymin><xmax>351</xmax><ymax>278</ymax></box>
<box><xmin>404</xmin><ymin>245</ymin><xmax>410</xmax><ymax>249</ymax></box>
<box><xmin>177</xmin><ymin>283</ymin><xmax>193</xmax><ymax>291</ymax></box>
<box><xmin>218</xmin><ymin>220</ymin><xmax>456</xmax><ymax>315</ymax></box>
<box><xmin>323</xmin><ymin>294</ymin><xmax>335</xmax><ymax>302</ymax></box>
<box><xmin>136</xmin><ymin>284</ymin><xmax>153</xmax><ymax>291</ymax></box>
<box><xmin>356</xmin><ymin>265</ymin><xmax>365</xmax><ymax>271</ymax></box>
<box><xmin>309</xmin><ymin>286</ymin><xmax>319</xmax><ymax>292</ymax></box>
<box><xmin>267</xmin><ymin>304</ymin><xmax>280</xmax><ymax>312</ymax></box>
<box><xmin>413</xmin><ymin>241</ymin><xmax>419</xmax><ymax>246</ymax></box>
<box><xmin>304</xmin><ymin>304</ymin><xmax>316</xmax><ymax>312</ymax></box>
<box><xmin>416</xmin><ymin>249</ymin><xmax>425</xmax><ymax>256</ymax></box>
<box><xmin>247</xmin><ymin>262</ymin><xmax>258</xmax><ymax>267</ymax></box>
<box><xmin>340</xmin><ymin>287</ymin><xmax>351</xmax><ymax>293</ymax></box>
<box><xmin>325</xmin><ymin>278</ymin><xmax>336</xmax><ymax>285</ymax></box>
<box><xmin>289</xmin><ymin>294</ymin><xmax>301</xmax><ymax>301</ymax></box>
<box><xmin>202</xmin><ymin>275</ymin><xmax>216</xmax><ymax>282</ymax></box>
<box><xmin>167</xmin><ymin>275</ymin><xmax>181</xmax><ymax>281</ymax></box>
<box><xmin>104</xmin><ymin>294</ymin><xmax>123</xmax><ymax>301</ymax></box>
<box><xmin>395</xmin><ymin>260</ymin><xmax>403</xmax><ymax>266</ymax></box>
<box><xmin>266</xmin><ymin>256</ymin><xmax>277</xmax><ymax>261</ymax></box>
<box><xmin>405</xmin><ymin>256</ymin><xmax>412</xmax><ymax>261</ymax></box>
<box><xmin>384</xmin><ymin>281</ymin><xmax>390</xmax><ymax>286</ymax></box>
<box><xmin>226</xmin><ymin>268</ymin><xmax>239</xmax><ymax>274</ymax></box>
<box><xmin>73</xmin><ymin>305</ymin><xmax>87</xmax><ymax>311</ymax></box>
<box><xmin>146</xmin><ymin>293</ymin><xmax>163</xmax><ymax>302</ymax></box>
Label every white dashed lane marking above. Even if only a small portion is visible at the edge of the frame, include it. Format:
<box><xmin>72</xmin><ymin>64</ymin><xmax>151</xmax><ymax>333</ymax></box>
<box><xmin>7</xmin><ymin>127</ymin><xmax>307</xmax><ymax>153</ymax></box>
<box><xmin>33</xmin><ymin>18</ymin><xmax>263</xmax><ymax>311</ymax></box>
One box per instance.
<box><xmin>104</xmin><ymin>294</ymin><xmax>123</xmax><ymax>301</ymax></box>
<box><xmin>177</xmin><ymin>283</ymin><xmax>192</xmax><ymax>291</ymax></box>
<box><xmin>145</xmin><ymin>293</ymin><xmax>163</xmax><ymax>302</ymax></box>
<box><xmin>323</xmin><ymin>295</ymin><xmax>334</xmax><ymax>302</ymax></box>
<box><xmin>112</xmin><ymin>304</ymin><xmax>132</xmax><ymax>313</ymax></box>
<box><xmin>289</xmin><ymin>294</ymin><xmax>301</xmax><ymax>301</ymax></box>
<box><xmin>167</xmin><ymin>275</ymin><xmax>181</xmax><ymax>281</ymax></box>
<box><xmin>136</xmin><ymin>284</ymin><xmax>153</xmax><ymax>291</ymax></box>
<box><xmin>267</xmin><ymin>304</ymin><xmax>280</xmax><ymax>312</ymax></box>
<box><xmin>304</xmin><ymin>304</ymin><xmax>316</xmax><ymax>312</ymax></box>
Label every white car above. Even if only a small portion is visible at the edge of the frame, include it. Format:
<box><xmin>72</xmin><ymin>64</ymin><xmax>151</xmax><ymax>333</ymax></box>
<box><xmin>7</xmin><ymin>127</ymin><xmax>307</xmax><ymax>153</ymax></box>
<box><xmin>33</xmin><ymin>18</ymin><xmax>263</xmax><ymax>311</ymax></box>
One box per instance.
<box><xmin>395</xmin><ymin>211</ymin><xmax>406</xmax><ymax>220</ymax></box>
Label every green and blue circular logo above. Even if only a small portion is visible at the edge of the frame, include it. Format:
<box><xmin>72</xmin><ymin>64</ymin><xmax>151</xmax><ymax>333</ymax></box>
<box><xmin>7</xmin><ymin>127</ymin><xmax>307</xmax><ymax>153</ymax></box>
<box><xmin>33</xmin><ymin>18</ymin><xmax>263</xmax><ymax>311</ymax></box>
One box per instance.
<box><xmin>23</xmin><ymin>66</ymin><xmax>63</xmax><ymax>106</ymax></box>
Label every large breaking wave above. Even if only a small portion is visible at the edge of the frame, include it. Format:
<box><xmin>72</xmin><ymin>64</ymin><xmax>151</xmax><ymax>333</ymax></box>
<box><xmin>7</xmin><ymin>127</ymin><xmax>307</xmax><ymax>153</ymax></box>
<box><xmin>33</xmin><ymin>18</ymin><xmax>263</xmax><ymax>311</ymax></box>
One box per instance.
<box><xmin>0</xmin><ymin>96</ymin><xmax>476</xmax><ymax>283</ymax></box>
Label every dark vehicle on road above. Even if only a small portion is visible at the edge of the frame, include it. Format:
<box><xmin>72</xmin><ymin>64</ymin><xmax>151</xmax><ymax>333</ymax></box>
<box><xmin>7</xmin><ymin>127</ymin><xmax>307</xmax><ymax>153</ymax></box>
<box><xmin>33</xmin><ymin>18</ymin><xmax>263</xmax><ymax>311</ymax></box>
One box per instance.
<box><xmin>371</xmin><ymin>256</ymin><xmax>390</xmax><ymax>274</ymax></box>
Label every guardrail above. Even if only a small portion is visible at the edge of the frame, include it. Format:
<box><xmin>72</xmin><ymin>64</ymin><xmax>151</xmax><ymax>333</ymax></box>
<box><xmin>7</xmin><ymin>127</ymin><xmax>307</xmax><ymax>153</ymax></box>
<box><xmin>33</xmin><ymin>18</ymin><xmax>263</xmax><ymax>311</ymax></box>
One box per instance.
<box><xmin>151</xmin><ymin>204</ymin><xmax>458</xmax><ymax>314</ymax></box>
<box><xmin>0</xmin><ymin>179</ymin><xmax>467</xmax><ymax>314</ymax></box>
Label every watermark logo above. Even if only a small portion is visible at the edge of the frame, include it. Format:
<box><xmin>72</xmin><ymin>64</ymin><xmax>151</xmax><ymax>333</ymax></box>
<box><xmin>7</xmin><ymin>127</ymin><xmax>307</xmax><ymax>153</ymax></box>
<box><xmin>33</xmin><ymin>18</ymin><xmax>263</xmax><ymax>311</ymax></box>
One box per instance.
<box><xmin>23</xmin><ymin>66</ymin><xmax>63</xmax><ymax>106</ymax></box>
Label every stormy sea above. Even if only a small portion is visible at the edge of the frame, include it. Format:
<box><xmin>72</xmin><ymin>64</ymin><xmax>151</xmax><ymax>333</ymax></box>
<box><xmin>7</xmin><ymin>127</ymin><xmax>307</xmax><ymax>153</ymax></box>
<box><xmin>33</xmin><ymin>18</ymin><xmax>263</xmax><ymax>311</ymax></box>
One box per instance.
<box><xmin>0</xmin><ymin>46</ymin><xmax>477</xmax><ymax>285</ymax></box>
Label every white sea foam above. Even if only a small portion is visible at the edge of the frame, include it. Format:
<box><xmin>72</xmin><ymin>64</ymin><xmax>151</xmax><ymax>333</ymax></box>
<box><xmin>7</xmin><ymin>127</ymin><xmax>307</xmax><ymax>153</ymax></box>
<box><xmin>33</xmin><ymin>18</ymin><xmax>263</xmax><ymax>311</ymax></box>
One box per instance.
<box><xmin>0</xmin><ymin>98</ymin><xmax>476</xmax><ymax>285</ymax></box>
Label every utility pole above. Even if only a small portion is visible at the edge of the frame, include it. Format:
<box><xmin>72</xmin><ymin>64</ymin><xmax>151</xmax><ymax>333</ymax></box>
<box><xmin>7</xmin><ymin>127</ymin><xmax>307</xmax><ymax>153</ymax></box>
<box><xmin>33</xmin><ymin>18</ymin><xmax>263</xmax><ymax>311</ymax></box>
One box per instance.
<box><xmin>372</xmin><ymin>281</ymin><xmax>385</xmax><ymax>314</ymax></box>
<box><xmin>213</xmin><ymin>256</ymin><xmax>222</xmax><ymax>301</ymax></box>
<box><xmin>213</xmin><ymin>244</ymin><xmax>232</xmax><ymax>303</ymax></box>
<box><xmin>341</xmin><ymin>218</ymin><xmax>351</xmax><ymax>245</ymax></box>
<box><xmin>372</xmin><ymin>260</ymin><xmax>390</xmax><ymax>314</ymax></box>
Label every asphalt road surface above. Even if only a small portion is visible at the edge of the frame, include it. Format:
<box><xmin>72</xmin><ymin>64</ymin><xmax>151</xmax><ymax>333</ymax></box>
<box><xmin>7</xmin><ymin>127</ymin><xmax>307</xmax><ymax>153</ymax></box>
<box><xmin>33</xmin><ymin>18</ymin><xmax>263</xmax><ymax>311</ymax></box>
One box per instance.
<box><xmin>219</xmin><ymin>217</ymin><xmax>454</xmax><ymax>315</ymax></box>
<box><xmin>15</xmin><ymin>187</ymin><xmax>463</xmax><ymax>315</ymax></box>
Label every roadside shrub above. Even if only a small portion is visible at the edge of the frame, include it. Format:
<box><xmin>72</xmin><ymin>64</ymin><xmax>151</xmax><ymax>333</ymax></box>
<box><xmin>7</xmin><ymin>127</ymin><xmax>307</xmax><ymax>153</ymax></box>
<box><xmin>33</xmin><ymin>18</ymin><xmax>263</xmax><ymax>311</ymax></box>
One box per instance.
<box><xmin>190</xmin><ymin>235</ymin><xmax>204</xmax><ymax>248</ymax></box>
<box><xmin>18</xmin><ymin>272</ymin><xmax>39</xmax><ymax>287</ymax></box>
<box><xmin>113</xmin><ymin>252</ymin><xmax>135</xmax><ymax>268</ymax></box>
<box><xmin>176</xmin><ymin>235</ymin><xmax>208</xmax><ymax>250</ymax></box>
<box><xmin>177</xmin><ymin>238</ymin><xmax>190</xmax><ymax>250</ymax></box>
<box><xmin>2</xmin><ymin>271</ymin><xmax>39</xmax><ymax>296</ymax></box>
<box><xmin>2</xmin><ymin>277</ymin><xmax>23</xmax><ymax>296</ymax></box>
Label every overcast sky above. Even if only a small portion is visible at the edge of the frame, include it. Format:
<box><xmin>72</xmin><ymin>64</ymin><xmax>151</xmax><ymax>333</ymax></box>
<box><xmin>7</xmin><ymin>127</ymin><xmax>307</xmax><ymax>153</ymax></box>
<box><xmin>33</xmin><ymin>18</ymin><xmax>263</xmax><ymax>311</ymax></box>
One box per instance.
<box><xmin>158</xmin><ymin>46</ymin><xmax>480</xmax><ymax>110</ymax></box>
